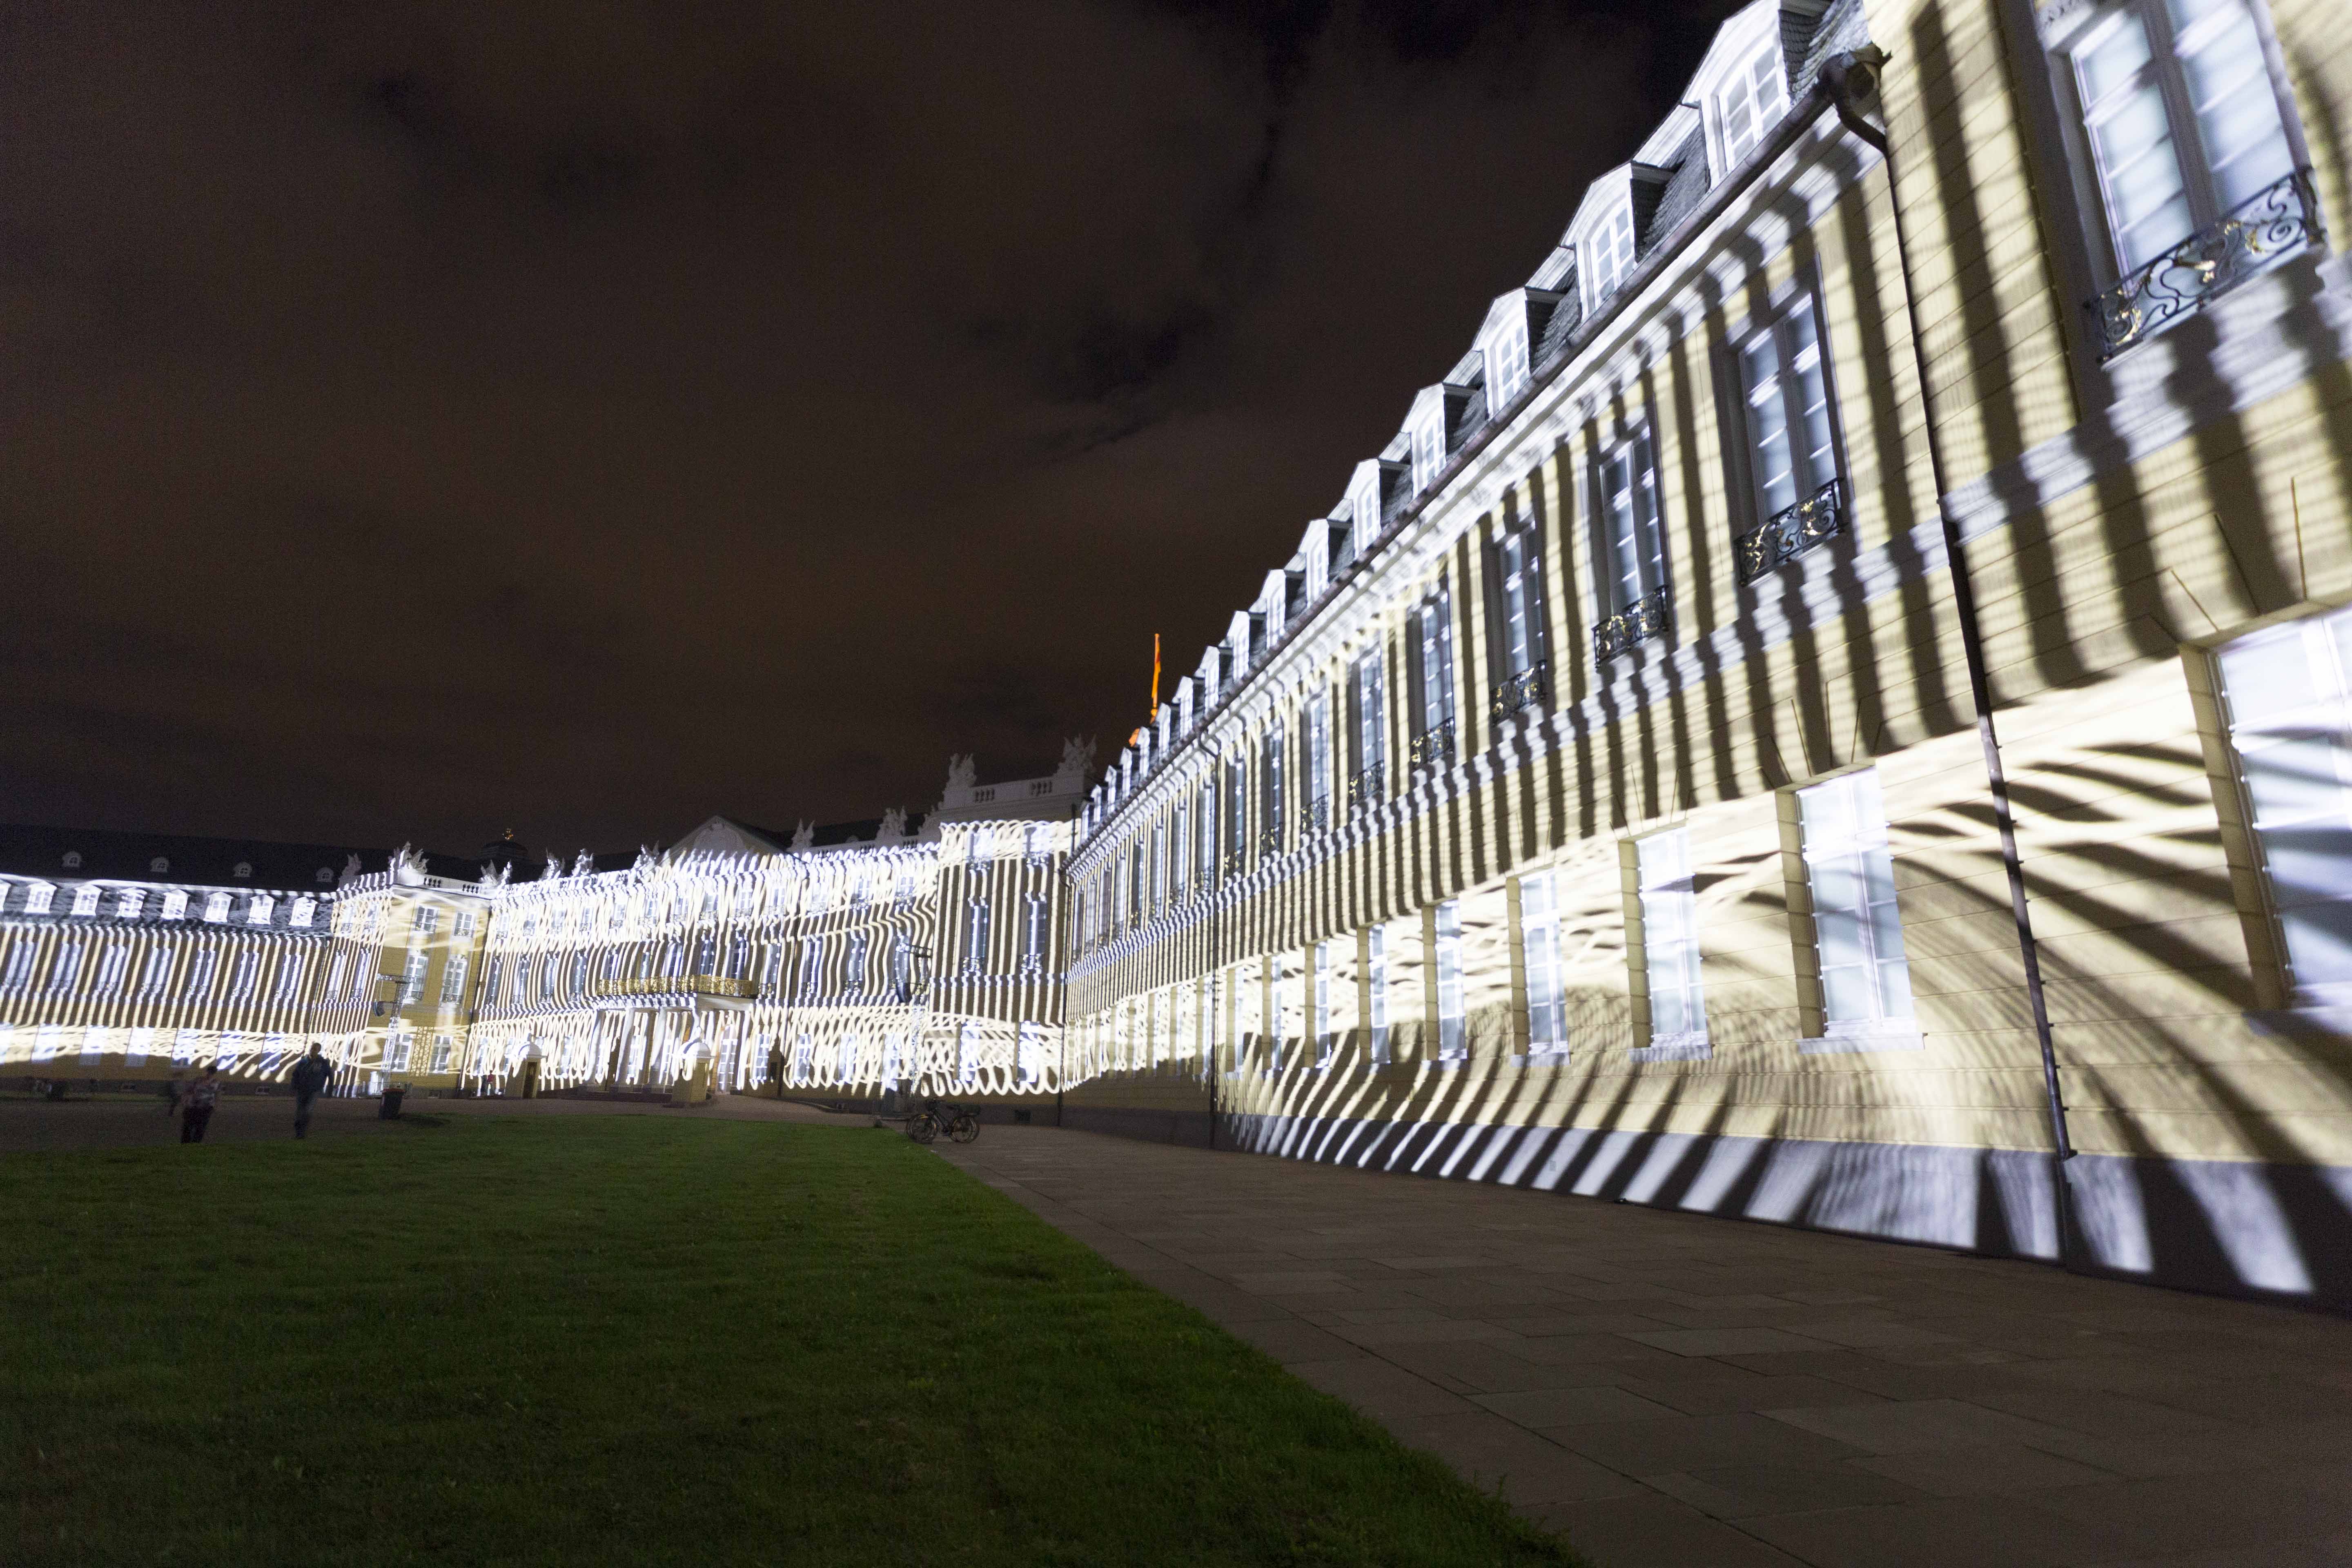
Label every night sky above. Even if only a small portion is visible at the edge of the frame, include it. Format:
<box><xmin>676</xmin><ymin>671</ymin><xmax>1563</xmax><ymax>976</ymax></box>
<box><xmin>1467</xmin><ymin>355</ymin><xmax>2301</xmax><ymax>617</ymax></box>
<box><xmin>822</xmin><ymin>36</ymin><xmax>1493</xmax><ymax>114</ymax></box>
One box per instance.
<box><xmin>5</xmin><ymin>0</ymin><xmax>1741</xmax><ymax>857</ymax></box>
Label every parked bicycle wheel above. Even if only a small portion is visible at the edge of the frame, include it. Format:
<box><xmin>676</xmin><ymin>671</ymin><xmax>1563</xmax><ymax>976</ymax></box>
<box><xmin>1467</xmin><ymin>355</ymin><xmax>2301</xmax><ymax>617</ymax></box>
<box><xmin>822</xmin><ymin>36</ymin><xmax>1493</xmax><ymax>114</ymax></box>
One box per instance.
<box><xmin>949</xmin><ymin>1112</ymin><xmax>980</xmax><ymax>1143</ymax></box>
<box><xmin>908</xmin><ymin>1114</ymin><xmax>939</xmax><ymax>1145</ymax></box>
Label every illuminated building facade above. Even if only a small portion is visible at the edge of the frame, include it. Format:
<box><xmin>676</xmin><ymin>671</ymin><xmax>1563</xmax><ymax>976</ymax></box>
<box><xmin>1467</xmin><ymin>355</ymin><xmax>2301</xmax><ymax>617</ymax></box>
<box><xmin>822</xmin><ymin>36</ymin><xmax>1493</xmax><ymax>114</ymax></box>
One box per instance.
<box><xmin>5</xmin><ymin>0</ymin><xmax>2350</xmax><ymax>1311</ymax></box>
<box><xmin>2</xmin><ymin>753</ymin><xmax>1090</xmax><ymax>1102</ymax></box>
<box><xmin>1060</xmin><ymin>0</ymin><xmax>2352</xmax><ymax>1310</ymax></box>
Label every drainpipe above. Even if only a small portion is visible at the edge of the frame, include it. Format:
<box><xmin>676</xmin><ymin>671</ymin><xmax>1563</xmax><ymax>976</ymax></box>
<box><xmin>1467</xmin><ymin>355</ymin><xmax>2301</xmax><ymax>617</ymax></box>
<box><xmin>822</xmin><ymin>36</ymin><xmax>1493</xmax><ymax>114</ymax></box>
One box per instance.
<box><xmin>1821</xmin><ymin>51</ymin><xmax>2080</xmax><ymax>1252</ymax></box>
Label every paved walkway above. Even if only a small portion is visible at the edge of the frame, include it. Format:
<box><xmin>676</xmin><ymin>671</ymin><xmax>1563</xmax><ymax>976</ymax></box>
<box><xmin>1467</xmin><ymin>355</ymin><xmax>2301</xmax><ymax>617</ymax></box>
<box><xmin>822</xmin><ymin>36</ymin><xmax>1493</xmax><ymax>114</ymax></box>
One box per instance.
<box><xmin>933</xmin><ymin>1127</ymin><xmax>2352</xmax><ymax>1568</ymax></box>
<box><xmin>0</xmin><ymin>1090</ymin><xmax>835</xmax><ymax>1153</ymax></box>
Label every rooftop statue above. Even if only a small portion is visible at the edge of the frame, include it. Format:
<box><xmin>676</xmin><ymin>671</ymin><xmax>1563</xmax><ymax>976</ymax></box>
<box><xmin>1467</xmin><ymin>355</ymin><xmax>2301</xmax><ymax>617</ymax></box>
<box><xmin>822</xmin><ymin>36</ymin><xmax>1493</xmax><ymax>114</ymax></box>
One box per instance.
<box><xmin>945</xmin><ymin>753</ymin><xmax>978</xmax><ymax>791</ymax></box>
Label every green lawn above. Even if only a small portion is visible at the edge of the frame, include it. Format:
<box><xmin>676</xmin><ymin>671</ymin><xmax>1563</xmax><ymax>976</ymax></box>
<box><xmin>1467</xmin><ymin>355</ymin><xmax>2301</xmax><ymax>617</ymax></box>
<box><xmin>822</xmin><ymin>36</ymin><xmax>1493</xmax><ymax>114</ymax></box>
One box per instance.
<box><xmin>1</xmin><ymin>1116</ymin><xmax>1585</xmax><ymax>1566</ymax></box>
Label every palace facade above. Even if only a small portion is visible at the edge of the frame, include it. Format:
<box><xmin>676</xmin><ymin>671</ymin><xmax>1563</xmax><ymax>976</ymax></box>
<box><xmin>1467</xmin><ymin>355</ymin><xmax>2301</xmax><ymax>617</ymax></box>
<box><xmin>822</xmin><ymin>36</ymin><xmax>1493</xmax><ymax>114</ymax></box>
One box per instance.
<box><xmin>7</xmin><ymin>0</ymin><xmax>2352</xmax><ymax>1311</ymax></box>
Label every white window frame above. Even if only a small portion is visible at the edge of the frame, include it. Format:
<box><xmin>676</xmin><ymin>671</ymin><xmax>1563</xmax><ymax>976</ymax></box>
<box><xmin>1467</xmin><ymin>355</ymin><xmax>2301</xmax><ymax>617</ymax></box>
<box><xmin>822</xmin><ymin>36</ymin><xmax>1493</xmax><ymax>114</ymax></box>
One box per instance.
<box><xmin>1312</xmin><ymin>940</ymin><xmax>1334</xmax><ymax>1067</ymax></box>
<box><xmin>1797</xmin><ymin>768</ymin><xmax>1923</xmax><ymax>1050</ymax></box>
<box><xmin>1480</xmin><ymin>309</ymin><xmax>1532</xmax><ymax>407</ymax></box>
<box><xmin>1736</xmin><ymin>292</ymin><xmax>1839</xmax><ymax>523</ymax></box>
<box><xmin>1694</xmin><ymin>4</ymin><xmax>1791</xmax><ymax>174</ymax></box>
<box><xmin>1595</xmin><ymin>424</ymin><xmax>1668</xmax><ymax>620</ymax></box>
<box><xmin>1367</xmin><ymin>924</ymin><xmax>1391</xmax><ymax>1067</ymax></box>
<box><xmin>1307</xmin><ymin>691</ymin><xmax>1332</xmax><ymax>823</ymax></box>
<box><xmin>1415</xmin><ymin>582</ymin><xmax>1456</xmax><ymax>740</ymax></box>
<box><xmin>1577</xmin><ymin>193</ymin><xmax>1639</xmax><ymax>312</ymax></box>
<box><xmin>2217</xmin><ymin>605</ymin><xmax>2352</xmax><ymax>1008</ymax></box>
<box><xmin>2045</xmin><ymin>0</ymin><xmax>2303</xmax><ymax>286</ymax></box>
<box><xmin>1434</xmin><ymin>902</ymin><xmax>1466</xmax><ymax>1063</ymax></box>
<box><xmin>1521</xmin><ymin>872</ymin><xmax>1568</xmax><ymax>1059</ymax></box>
<box><xmin>70</xmin><ymin>884</ymin><xmax>101</xmax><ymax>918</ymax></box>
<box><xmin>1632</xmin><ymin>830</ymin><xmax>1710</xmax><ymax>1058</ymax></box>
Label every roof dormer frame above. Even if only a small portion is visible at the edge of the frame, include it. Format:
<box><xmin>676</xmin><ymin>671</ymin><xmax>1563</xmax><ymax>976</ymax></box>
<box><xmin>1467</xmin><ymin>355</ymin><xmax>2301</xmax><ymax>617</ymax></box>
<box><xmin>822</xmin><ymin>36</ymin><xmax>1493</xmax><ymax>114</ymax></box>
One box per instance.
<box><xmin>1690</xmin><ymin>0</ymin><xmax>1801</xmax><ymax>177</ymax></box>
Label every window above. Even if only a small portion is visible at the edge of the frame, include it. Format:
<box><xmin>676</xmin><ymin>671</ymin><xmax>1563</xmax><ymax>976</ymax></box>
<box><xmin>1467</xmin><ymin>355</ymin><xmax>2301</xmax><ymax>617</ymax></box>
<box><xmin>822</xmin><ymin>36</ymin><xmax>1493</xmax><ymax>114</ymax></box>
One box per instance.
<box><xmin>1312</xmin><ymin>941</ymin><xmax>1334</xmax><ymax>1067</ymax></box>
<box><xmin>1494</xmin><ymin>526</ymin><xmax>1546</xmax><ymax>681</ymax></box>
<box><xmin>1151</xmin><ymin>818</ymin><xmax>1167</xmax><ymax>909</ymax></box>
<box><xmin>1412</xmin><ymin>413</ymin><xmax>1445</xmax><ymax>491</ymax></box>
<box><xmin>184</xmin><ymin>949</ymin><xmax>220</xmax><ymax>1000</ymax></box>
<box><xmin>1018</xmin><ymin>1022</ymin><xmax>1044</xmax><ymax>1087</ymax></box>
<box><xmin>793</xmin><ymin>1033</ymin><xmax>814</xmax><ymax>1083</ymax></box>
<box><xmin>1434</xmin><ymin>902</ymin><xmax>1466</xmax><ymax>1062</ymax></box>
<box><xmin>385</xmin><ymin>1028</ymin><xmax>413</xmax><ymax>1072</ymax></box>
<box><xmin>246</xmin><ymin>895</ymin><xmax>274</xmax><ymax>926</ymax></box>
<box><xmin>1580</xmin><ymin>198</ymin><xmax>1638</xmax><ymax>308</ymax></box>
<box><xmin>957</xmin><ymin>1022</ymin><xmax>980</xmax><ymax>1086</ymax></box>
<box><xmin>70</xmin><ymin>884</ymin><xmax>101</xmax><ymax>918</ymax></box>
<box><xmin>399</xmin><ymin>949</ymin><xmax>430</xmax><ymax>1004</ymax></box>
<box><xmin>1713</xmin><ymin>32</ymin><xmax>1789</xmax><ymax>169</ymax></box>
<box><xmin>232</xmin><ymin>861</ymin><xmax>252</xmax><ymax>880</ymax></box>
<box><xmin>20</xmin><ymin>882</ymin><xmax>55</xmax><ymax>915</ymax></box>
<box><xmin>96</xmin><ymin>944</ymin><xmax>131</xmax><ymax>995</ymax></box>
<box><xmin>140</xmin><ymin>949</ymin><xmax>174</xmax><ymax>996</ymax></box>
<box><xmin>413</xmin><ymin>907</ymin><xmax>439</xmax><ymax>937</ymax></box>
<box><xmin>2065</xmin><ymin>0</ymin><xmax>2296</xmax><ymax>280</ymax></box>
<box><xmin>1740</xmin><ymin>296</ymin><xmax>1837</xmax><ymax>522</ymax></box>
<box><xmin>2</xmin><ymin>942</ymin><xmax>32</xmax><ymax>990</ymax></box>
<box><xmin>968</xmin><ymin>826</ymin><xmax>994</xmax><ymax>867</ymax></box>
<box><xmin>430</xmin><ymin>1036</ymin><xmax>454</xmax><ymax>1073</ymax></box>
<box><xmin>1352</xmin><ymin>648</ymin><xmax>1388</xmax><ymax>807</ymax></box>
<box><xmin>2217</xmin><ymin>607</ymin><xmax>2352</xmax><ymax>1003</ymax></box>
<box><xmin>1225</xmin><ymin>755</ymin><xmax>1248</xmax><ymax>872</ymax></box>
<box><xmin>479</xmin><ymin>956</ymin><xmax>501</xmax><ymax>1004</ymax></box>
<box><xmin>727</xmin><ymin>931</ymin><xmax>749</xmax><ymax>978</ymax></box>
<box><xmin>1522</xmin><ymin>873</ymin><xmax>1568</xmax><ymax>1058</ymax></box>
<box><xmin>1198</xmin><ymin>782</ymin><xmax>1217</xmax><ymax>884</ymax></box>
<box><xmin>161</xmin><ymin>890</ymin><xmax>188</xmax><ymax>921</ymax></box>
<box><xmin>116</xmin><ymin>888</ymin><xmax>146</xmax><ymax>919</ymax></box>
<box><xmin>966</xmin><ymin>898</ymin><xmax>991</xmax><ymax>976</ymax></box>
<box><xmin>289</xmin><ymin>896</ymin><xmax>316</xmax><ymax>928</ymax></box>
<box><xmin>61</xmin><ymin>851</ymin><xmax>82</xmax><ymax>869</ymax></box>
<box><xmin>149</xmin><ymin>857</ymin><xmax>169</xmax><ymax>875</ymax></box>
<box><xmin>49</xmin><ymin>943</ymin><xmax>85</xmax><ymax>993</ymax></box>
<box><xmin>1306</xmin><ymin>693</ymin><xmax>1332</xmax><ymax>828</ymax></box>
<box><xmin>439</xmin><ymin>953</ymin><xmax>469</xmax><ymax>1006</ymax></box>
<box><xmin>1367</xmin><ymin>924</ymin><xmax>1391</xmax><ymax>1067</ymax></box>
<box><xmin>1799</xmin><ymin>770</ymin><xmax>1917</xmax><ymax>1035</ymax></box>
<box><xmin>798</xmin><ymin>936</ymin><xmax>822</xmax><ymax>999</ymax></box>
<box><xmin>892</xmin><ymin>934</ymin><xmax>914</xmax><ymax>1000</ymax></box>
<box><xmin>1483</xmin><ymin>312</ymin><xmax>1532</xmax><ymax>406</ymax></box>
<box><xmin>1022</xmin><ymin>893</ymin><xmax>1047</xmax><ymax>977</ymax></box>
<box><xmin>1260</xmin><ymin>959</ymin><xmax>1280</xmax><ymax>1074</ymax></box>
<box><xmin>453</xmin><ymin>909</ymin><xmax>479</xmax><ymax>938</ymax></box>
<box><xmin>847</xmin><ymin>930</ymin><xmax>870</xmax><ymax>995</ymax></box>
<box><xmin>1261</xmin><ymin>724</ymin><xmax>1287</xmax><ymax>855</ymax></box>
<box><xmin>1413</xmin><ymin>584</ymin><xmax>1457</xmax><ymax>762</ymax></box>
<box><xmin>1635</xmin><ymin>831</ymin><xmax>1708</xmax><ymax>1053</ymax></box>
<box><xmin>1595</xmin><ymin>428</ymin><xmax>1670</xmax><ymax>649</ymax></box>
<box><xmin>1171</xmin><ymin>803</ymin><xmax>1189</xmax><ymax>898</ymax></box>
<box><xmin>1734</xmin><ymin>294</ymin><xmax>1843</xmax><ymax>582</ymax></box>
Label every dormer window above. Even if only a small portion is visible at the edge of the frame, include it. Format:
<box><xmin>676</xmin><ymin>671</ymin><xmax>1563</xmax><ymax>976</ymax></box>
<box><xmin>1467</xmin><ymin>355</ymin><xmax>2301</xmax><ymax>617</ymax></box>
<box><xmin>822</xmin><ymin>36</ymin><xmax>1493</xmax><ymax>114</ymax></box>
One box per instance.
<box><xmin>1411</xmin><ymin>411</ymin><xmax>1444</xmax><ymax>491</ymax></box>
<box><xmin>149</xmin><ymin>857</ymin><xmax>169</xmax><ymax>875</ymax></box>
<box><xmin>62</xmin><ymin>851</ymin><xmax>82</xmax><ymax>869</ymax></box>
<box><xmin>1578</xmin><ymin>197</ymin><xmax>1639</xmax><ymax>311</ymax></box>
<box><xmin>233</xmin><ymin>861</ymin><xmax>253</xmax><ymax>880</ymax></box>
<box><xmin>1481</xmin><ymin>312</ymin><xmax>1531</xmax><ymax>408</ymax></box>
<box><xmin>71</xmin><ymin>884</ymin><xmax>102</xmax><ymax>917</ymax></box>
<box><xmin>315</xmin><ymin>866</ymin><xmax>332</xmax><ymax>883</ymax></box>
<box><xmin>1714</xmin><ymin>31</ymin><xmax>1788</xmax><ymax>168</ymax></box>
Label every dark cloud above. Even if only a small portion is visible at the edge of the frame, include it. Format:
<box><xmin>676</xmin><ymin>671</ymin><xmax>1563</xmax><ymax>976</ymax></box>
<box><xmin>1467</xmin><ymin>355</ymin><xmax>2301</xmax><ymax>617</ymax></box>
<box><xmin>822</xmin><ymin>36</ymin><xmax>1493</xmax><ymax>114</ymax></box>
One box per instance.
<box><xmin>0</xmin><ymin>0</ymin><xmax>1742</xmax><ymax>854</ymax></box>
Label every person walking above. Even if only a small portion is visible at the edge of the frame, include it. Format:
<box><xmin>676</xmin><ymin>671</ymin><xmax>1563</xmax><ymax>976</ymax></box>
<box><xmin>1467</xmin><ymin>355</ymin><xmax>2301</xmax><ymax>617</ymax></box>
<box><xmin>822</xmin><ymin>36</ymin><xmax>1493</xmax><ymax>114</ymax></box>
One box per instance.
<box><xmin>288</xmin><ymin>1044</ymin><xmax>333</xmax><ymax>1140</ymax></box>
<box><xmin>178</xmin><ymin>1063</ymin><xmax>221</xmax><ymax>1144</ymax></box>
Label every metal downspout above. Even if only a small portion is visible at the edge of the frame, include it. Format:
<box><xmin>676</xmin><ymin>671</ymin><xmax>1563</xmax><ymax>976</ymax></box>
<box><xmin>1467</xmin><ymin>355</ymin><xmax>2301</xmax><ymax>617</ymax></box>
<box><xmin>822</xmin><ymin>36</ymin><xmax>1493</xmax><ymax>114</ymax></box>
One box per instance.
<box><xmin>1821</xmin><ymin>51</ymin><xmax>2080</xmax><ymax>1260</ymax></box>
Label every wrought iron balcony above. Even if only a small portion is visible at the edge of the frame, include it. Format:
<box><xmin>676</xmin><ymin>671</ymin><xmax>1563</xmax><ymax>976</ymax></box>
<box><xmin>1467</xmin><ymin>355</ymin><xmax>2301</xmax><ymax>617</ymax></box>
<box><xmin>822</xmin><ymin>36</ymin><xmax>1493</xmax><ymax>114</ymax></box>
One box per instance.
<box><xmin>1489</xmin><ymin>660</ymin><xmax>1549</xmax><ymax>722</ymax></box>
<box><xmin>1733</xmin><ymin>478</ymin><xmax>1844</xmax><ymax>585</ymax></box>
<box><xmin>2090</xmin><ymin>169</ymin><xmax>2318</xmax><ymax>362</ymax></box>
<box><xmin>1221</xmin><ymin>846</ymin><xmax>1248</xmax><ymax>879</ymax></box>
<box><xmin>1409</xmin><ymin>720</ymin><xmax>1456</xmax><ymax>772</ymax></box>
<box><xmin>1303</xmin><ymin>797</ymin><xmax>1329</xmax><ymax>835</ymax></box>
<box><xmin>1594</xmin><ymin>589</ymin><xmax>1673</xmax><ymax>660</ymax></box>
<box><xmin>1348</xmin><ymin>763</ymin><xmax>1385</xmax><ymax>814</ymax></box>
<box><xmin>1257</xmin><ymin>823</ymin><xmax>1285</xmax><ymax>860</ymax></box>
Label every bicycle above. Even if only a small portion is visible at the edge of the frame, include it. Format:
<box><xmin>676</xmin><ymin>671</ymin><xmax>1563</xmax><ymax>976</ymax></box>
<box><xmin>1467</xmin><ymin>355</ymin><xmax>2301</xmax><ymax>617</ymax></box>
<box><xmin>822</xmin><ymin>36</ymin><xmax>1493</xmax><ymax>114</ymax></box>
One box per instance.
<box><xmin>906</xmin><ymin>1100</ymin><xmax>980</xmax><ymax>1145</ymax></box>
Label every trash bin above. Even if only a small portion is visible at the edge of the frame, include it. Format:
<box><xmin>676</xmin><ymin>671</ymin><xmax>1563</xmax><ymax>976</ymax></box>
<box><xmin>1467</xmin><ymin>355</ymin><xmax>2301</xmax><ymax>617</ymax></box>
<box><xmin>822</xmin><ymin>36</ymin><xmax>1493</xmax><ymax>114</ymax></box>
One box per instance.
<box><xmin>379</xmin><ymin>1086</ymin><xmax>405</xmax><ymax>1120</ymax></box>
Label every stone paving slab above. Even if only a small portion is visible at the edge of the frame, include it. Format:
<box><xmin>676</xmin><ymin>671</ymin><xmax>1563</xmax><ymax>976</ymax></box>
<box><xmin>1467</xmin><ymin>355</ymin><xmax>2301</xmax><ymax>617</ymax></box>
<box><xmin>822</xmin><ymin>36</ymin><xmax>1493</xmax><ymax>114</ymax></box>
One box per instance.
<box><xmin>932</xmin><ymin>1125</ymin><xmax>2352</xmax><ymax>1568</ymax></box>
